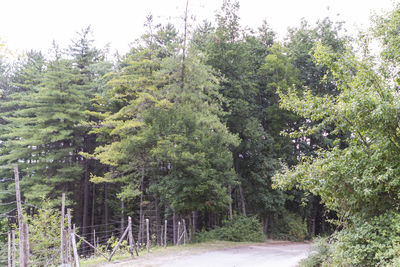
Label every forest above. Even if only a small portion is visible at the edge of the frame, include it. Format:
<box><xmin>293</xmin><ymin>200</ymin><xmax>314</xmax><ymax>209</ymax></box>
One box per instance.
<box><xmin>1</xmin><ymin>0</ymin><xmax>400</xmax><ymax>266</ymax></box>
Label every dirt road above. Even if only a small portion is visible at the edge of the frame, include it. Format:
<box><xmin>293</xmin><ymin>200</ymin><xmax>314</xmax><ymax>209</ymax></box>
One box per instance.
<box><xmin>102</xmin><ymin>242</ymin><xmax>310</xmax><ymax>267</ymax></box>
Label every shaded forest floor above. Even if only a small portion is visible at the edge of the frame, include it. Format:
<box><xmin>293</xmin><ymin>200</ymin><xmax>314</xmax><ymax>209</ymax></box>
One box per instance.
<box><xmin>89</xmin><ymin>240</ymin><xmax>311</xmax><ymax>267</ymax></box>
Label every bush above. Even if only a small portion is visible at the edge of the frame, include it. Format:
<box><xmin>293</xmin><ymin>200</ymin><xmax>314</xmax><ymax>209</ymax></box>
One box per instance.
<box><xmin>300</xmin><ymin>212</ymin><xmax>400</xmax><ymax>267</ymax></box>
<box><xmin>23</xmin><ymin>200</ymin><xmax>64</xmax><ymax>266</ymax></box>
<box><xmin>195</xmin><ymin>215</ymin><xmax>265</xmax><ymax>242</ymax></box>
<box><xmin>328</xmin><ymin>212</ymin><xmax>400</xmax><ymax>266</ymax></box>
<box><xmin>269</xmin><ymin>211</ymin><xmax>308</xmax><ymax>241</ymax></box>
<box><xmin>300</xmin><ymin>237</ymin><xmax>333</xmax><ymax>267</ymax></box>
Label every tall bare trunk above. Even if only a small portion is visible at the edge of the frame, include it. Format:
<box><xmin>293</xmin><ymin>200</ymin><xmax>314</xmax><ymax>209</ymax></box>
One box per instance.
<box><xmin>238</xmin><ymin>184</ymin><xmax>246</xmax><ymax>216</ymax></box>
<box><xmin>121</xmin><ymin>199</ymin><xmax>125</xmax><ymax>234</ymax></box>
<box><xmin>81</xmin><ymin>159</ymin><xmax>89</xmax><ymax>254</ymax></box>
<box><xmin>173</xmin><ymin>212</ymin><xmax>177</xmax><ymax>245</ymax></box>
<box><xmin>263</xmin><ymin>216</ymin><xmax>269</xmax><ymax>235</ymax></box>
<box><xmin>104</xmin><ymin>184</ymin><xmax>109</xmax><ymax>237</ymax></box>
<box><xmin>155</xmin><ymin>197</ymin><xmax>160</xmax><ymax>245</ymax></box>
<box><xmin>192</xmin><ymin>211</ymin><xmax>197</xmax><ymax>234</ymax></box>
<box><xmin>228</xmin><ymin>185</ymin><xmax>233</xmax><ymax>220</ymax></box>
<box><xmin>91</xmin><ymin>183</ymin><xmax>96</xmax><ymax>254</ymax></box>
<box><xmin>138</xmin><ymin>166</ymin><xmax>145</xmax><ymax>244</ymax></box>
<box><xmin>91</xmin><ymin>184</ymin><xmax>95</xmax><ymax>228</ymax></box>
<box><xmin>180</xmin><ymin>0</ymin><xmax>189</xmax><ymax>91</ymax></box>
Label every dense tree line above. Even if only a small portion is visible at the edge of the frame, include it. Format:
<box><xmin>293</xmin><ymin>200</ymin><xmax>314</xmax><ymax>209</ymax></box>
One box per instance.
<box><xmin>0</xmin><ymin>0</ymin><xmax>343</xmax><ymax>239</ymax></box>
<box><xmin>1</xmin><ymin>1</ymin><xmax>398</xmax><ymax>264</ymax></box>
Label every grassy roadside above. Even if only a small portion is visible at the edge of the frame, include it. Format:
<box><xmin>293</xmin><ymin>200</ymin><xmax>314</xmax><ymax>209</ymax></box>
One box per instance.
<box><xmin>81</xmin><ymin>240</ymin><xmax>278</xmax><ymax>266</ymax></box>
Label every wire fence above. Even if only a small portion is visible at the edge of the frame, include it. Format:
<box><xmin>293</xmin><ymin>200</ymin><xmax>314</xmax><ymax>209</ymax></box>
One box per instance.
<box><xmin>1</xmin><ymin>213</ymin><xmax>190</xmax><ymax>266</ymax></box>
<box><xmin>0</xmin><ymin>165</ymin><xmax>190</xmax><ymax>266</ymax></box>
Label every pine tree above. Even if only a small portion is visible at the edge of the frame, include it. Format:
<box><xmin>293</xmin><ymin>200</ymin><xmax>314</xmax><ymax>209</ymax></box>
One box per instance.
<box><xmin>68</xmin><ymin>26</ymin><xmax>112</xmax><ymax>241</ymax></box>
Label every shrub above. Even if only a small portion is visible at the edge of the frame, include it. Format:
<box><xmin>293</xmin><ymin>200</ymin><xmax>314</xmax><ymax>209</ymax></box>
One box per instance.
<box><xmin>26</xmin><ymin>200</ymin><xmax>63</xmax><ymax>266</ymax></box>
<box><xmin>300</xmin><ymin>212</ymin><xmax>400</xmax><ymax>267</ymax></box>
<box><xmin>330</xmin><ymin>212</ymin><xmax>400</xmax><ymax>266</ymax></box>
<box><xmin>195</xmin><ymin>215</ymin><xmax>265</xmax><ymax>242</ymax></box>
<box><xmin>269</xmin><ymin>211</ymin><xmax>308</xmax><ymax>241</ymax></box>
<box><xmin>300</xmin><ymin>237</ymin><xmax>333</xmax><ymax>267</ymax></box>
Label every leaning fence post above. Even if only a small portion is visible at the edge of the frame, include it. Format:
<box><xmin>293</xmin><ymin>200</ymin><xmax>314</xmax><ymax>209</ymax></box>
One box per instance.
<box><xmin>109</xmin><ymin>224</ymin><xmax>129</xmax><ymax>262</ymax></box>
<box><xmin>67</xmin><ymin>209</ymin><xmax>72</xmax><ymax>264</ymax></box>
<box><xmin>71</xmin><ymin>225</ymin><xmax>80</xmax><ymax>267</ymax></box>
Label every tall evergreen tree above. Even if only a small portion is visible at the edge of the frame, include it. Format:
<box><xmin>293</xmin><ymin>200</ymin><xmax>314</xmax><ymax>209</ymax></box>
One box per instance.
<box><xmin>68</xmin><ymin>26</ymin><xmax>112</xmax><ymax>240</ymax></box>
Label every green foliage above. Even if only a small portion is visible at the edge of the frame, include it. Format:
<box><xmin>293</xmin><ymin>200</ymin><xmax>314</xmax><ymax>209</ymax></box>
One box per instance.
<box><xmin>372</xmin><ymin>3</ymin><xmax>400</xmax><ymax>65</ymax></box>
<box><xmin>0</xmin><ymin>218</ymin><xmax>8</xmax><ymax>243</ymax></box>
<box><xmin>274</xmin><ymin>4</ymin><xmax>400</xmax><ymax>265</ymax></box>
<box><xmin>0</xmin><ymin>218</ymin><xmax>9</xmax><ymax>264</ymax></box>
<box><xmin>274</xmin><ymin>40</ymin><xmax>400</xmax><ymax>218</ymax></box>
<box><xmin>90</xmin><ymin>20</ymin><xmax>239</xmax><ymax>215</ymax></box>
<box><xmin>328</xmin><ymin>212</ymin><xmax>400</xmax><ymax>266</ymax></box>
<box><xmin>5</xmin><ymin>4</ymin><xmax>398</xmax><ymax>264</ymax></box>
<box><xmin>195</xmin><ymin>216</ymin><xmax>265</xmax><ymax>243</ymax></box>
<box><xmin>269</xmin><ymin>211</ymin><xmax>308</xmax><ymax>241</ymax></box>
<box><xmin>96</xmin><ymin>235</ymin><xmax>129</xmax><ymax>254</ymax></box>
<box><xmin>300</xmin><ymin>237</ymin><xmax>333</xmax><ymax>267</ymax></box>
<box><xmin>25</xmin><ymin>200</ymin><xmax>63</xmax><ymax>266</ymax></box>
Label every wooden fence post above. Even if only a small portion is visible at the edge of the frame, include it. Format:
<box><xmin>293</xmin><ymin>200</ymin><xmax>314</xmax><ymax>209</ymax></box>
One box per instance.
<box><xmin>108</xmin><ymin>224</ymin><xmax>129</xmax><ymax>262</ymax></box>
<box><xmin>127</xmin><ymin>216</ymin><xmax>135</xmax><ymax>258</ymax></box>
<box><xmin>60</xmin><ymin>193</ymin><xmax>66</xmax><ymax>265</ymax></box>
<box><xmin>71</xmin><ymin>225</ymin><xmax>80</xmax><ymax>267</ymax></box>
<box><xmin>8</xmin><ymin>232</ymin><xmax>11</xmax><ymax>267</ymax></box>
<box><xmin>146</xmin><ymin>218</ymin><xmax>150</xmax><ymax>252</ymax></box>
<box><xmin>164</xmin><ymin>220</ymin><xmax>167</xmax><ymax>247</ymax></box>
<box><xmin>11</xmin><ymin>230</ymin><xmax>15</xmax><ymax>267</ymax></box>
<box><xmin>23</xmin><ymin>223</ymin><xmax>29</xmax><ymax>266</ymax></box>
<box><xmin>74</xmin><ymin>233</ymin><xmax>108</xmax><ymax>261</ymax></box>
<box><xmin>67</xmin><ymin>208</ymin><xmax>72</xmax><ymax>264</ymax></box>
<box><xmin>14</xmin><ymin>164</ymin><xmax>27</xmax><ymax>267</ymax></box>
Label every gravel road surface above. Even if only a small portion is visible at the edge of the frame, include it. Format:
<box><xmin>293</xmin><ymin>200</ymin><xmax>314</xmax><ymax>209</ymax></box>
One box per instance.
<box><xmin>103</xmin><ymin>242</ymin><xmax>310</xmax><ymax>267</ymax></box>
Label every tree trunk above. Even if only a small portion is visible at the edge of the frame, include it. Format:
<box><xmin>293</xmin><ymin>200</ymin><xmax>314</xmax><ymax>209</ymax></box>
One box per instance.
<box><xmin>104</xmin><ymin>184</ymin><xmax>109</xmax><ymax>237</ymax></box>
<box><xmin>91</xmin><ymin>183</ymin><xmax>95</xmax><ymax>232</ymax></box>
<box><xmin>192</xmin><ymin>211</ymin><xmax>197</xmax><ymax>234</ymax></box>
<box><xmin>263</xmin><ymin>216</ymin><xmax>269</xmax><ymax>235</ymax></box>
<box><xmin>188</xmin><ymin>214</ymin><xmax>192</xmax><ymax>242</ymax></box>
<box><xmin>228</xmin><ymin>185</ymin><xmax>233</xmax><ymax>220</ymax></box>
<box><xmin>155</xmin><ymin>197</ymin><xmax>160</xmax><ymax>245</ymax></box>
<box><xmin>180</xmin><ymin>0</ymin><xmax>189</xmax><ymax>91</ymax></box>
<box><xmin>138</xmin><ymin>168</ymin><xmax>144</xmax><ymax>244</ymax></box>
<box><xmin>121</xmin><ymin>199</ymin><xmax>125</xmax><ymax>234</ymax></box>
<box><xmin>238</xmin><ymin>184</ymin><xmax>246</xmax><ymax>216</ymax></box>
<box><xmin>209</xmin><ymin>213</ymin><xmax>214</xmax><ymax>228</ymax></box>
<box><xmin>82</xmin><ymin>158</ymin><xmax>90</xmax><ymax>254</ymax></box>
<box><xmin>173</xmin><ymin>212</ymin><xmax>177</xmax><ymax>245</ymax></box>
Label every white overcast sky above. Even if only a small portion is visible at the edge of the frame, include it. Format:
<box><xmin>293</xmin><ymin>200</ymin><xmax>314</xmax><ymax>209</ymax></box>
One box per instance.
<box><xmin>0</xmin><ymin>0</ymin><xmax>397</xmax><ymax>56</ymax></box>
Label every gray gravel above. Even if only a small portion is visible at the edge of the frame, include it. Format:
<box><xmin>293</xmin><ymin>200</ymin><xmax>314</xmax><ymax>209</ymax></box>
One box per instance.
<box><xmin>104</xmin><ymin>242</ymin><xmax>310</xmax><ymax>267</ymax></box>
<box><xmin>158</xmin><ymin>243</ymin><xmax>310</xmax><ymax>267</ymax></box>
